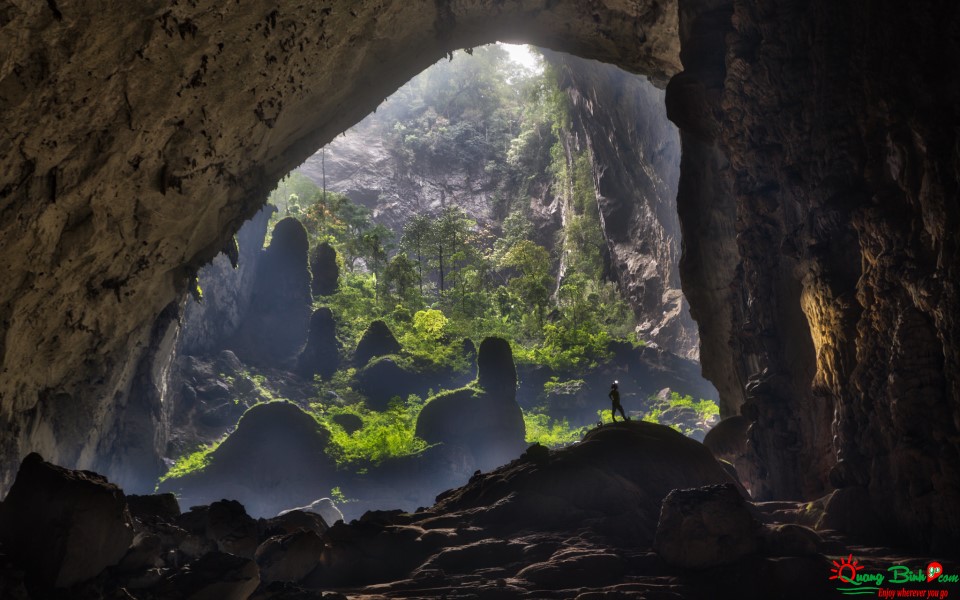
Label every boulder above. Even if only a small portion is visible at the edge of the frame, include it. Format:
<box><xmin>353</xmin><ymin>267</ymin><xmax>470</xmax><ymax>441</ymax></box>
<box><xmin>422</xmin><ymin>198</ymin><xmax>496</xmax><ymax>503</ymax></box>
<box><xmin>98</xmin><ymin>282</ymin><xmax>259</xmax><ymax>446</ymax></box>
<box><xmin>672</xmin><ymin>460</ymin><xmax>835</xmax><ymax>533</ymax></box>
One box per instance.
<box><xmin>217</xmin><ymin>350</ymin><xmax>245</xmax><ymax>375</ymax></box>
<box><xmin>279</xmin><ymin>498</ymin><xmax>344</xmax><ymax>527</ymax></box>
<box><xmin>296</xmin><ymin>307</ymin><xmax>340</xmax><ymax>381</ymax></box>
<box><xmin>261</xmin><ymin>509</ymin><xmax>330</xmax><ymax>538</ymax></box>
<box><xmin>311</xmin><ymin>241</ymin><xmax>340</xmax><ymax>296</ymax></box>
<box><xmin>166</xmin><ymin>552</ymin><xmax>259</xmax><ymax>600</ymax></box>
<box><xmin>654</xmin><ymin>483</ymin><xmax>761</xmax><ymax>569</ymax></box>
<box><xmin>176</xmin><ymin>500</ymin><xmax>260</xmax><ymax>559</ymax></box>
<box><xmin>157</xmin><ymin>402</ymin><xmax>336</xmax><ymax>517</ymax></box>
<box><xmin>353</xmin><ymin>320</ymin><xmax>401</xmax><ymax>368</ymax></box>
<box><xmin>0</xmin><ymin>453</ymin><xmax>135</xmax><ymax>588</ymax></box>
<box><xmin>127</xmin><ymin>493</ymin><xmax>181</xmax><ymax>525</ymax></box>
<box><xmin>255</xmin><ymin>530</ymin><xmax>324</xmax><ymax>583</ymax></box>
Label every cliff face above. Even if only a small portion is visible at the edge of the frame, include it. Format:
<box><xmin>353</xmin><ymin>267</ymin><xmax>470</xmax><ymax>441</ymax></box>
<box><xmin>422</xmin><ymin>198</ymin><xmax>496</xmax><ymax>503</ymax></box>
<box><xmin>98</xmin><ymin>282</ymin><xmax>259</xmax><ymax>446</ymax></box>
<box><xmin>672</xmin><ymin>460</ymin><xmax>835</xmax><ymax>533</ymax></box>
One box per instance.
<box><xmin>550</xmin><ymin>52</ymin><xmax>699</xmax><ymax>359</ymax></box>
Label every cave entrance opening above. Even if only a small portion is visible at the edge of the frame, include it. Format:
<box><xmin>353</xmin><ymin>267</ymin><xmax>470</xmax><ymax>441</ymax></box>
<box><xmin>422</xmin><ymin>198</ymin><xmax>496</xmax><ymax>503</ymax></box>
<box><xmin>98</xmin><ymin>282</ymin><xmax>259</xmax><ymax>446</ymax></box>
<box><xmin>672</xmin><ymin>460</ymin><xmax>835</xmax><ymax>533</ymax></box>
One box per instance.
<box><xmin>164</xmin><ymin>43</ymin><xmax>724</xmax><ymax>518</ymax></box>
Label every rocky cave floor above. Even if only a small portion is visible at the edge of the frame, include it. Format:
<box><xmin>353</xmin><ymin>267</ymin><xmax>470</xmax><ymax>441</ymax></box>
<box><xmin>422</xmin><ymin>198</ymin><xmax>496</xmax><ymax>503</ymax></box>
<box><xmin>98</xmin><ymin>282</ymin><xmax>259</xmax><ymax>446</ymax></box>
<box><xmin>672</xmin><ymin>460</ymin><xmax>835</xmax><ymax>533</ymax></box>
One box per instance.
<box><xmin>1</xmin><ymin>422</ymin><xmax>957</xmax><ymax>600</ymax></box>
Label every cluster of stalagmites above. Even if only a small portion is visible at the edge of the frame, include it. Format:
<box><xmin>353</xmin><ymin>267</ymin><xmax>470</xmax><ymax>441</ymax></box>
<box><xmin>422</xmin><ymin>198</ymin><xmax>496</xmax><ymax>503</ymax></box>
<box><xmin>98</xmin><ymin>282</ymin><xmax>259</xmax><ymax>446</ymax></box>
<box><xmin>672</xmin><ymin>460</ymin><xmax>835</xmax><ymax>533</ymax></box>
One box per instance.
<box><xmin>0</xmin><ymin>422</ymin><xmax>864</xmax><ymax>600</ymax></box>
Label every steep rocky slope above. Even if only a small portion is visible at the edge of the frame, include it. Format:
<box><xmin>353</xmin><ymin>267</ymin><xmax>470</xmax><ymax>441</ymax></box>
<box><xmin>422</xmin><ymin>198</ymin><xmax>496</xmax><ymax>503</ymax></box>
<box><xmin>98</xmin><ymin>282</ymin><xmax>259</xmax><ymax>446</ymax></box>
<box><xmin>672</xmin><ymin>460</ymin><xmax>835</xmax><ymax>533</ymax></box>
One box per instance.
<box><xmin>550</xmin><ymin>51</ymin><xmax>698</xmax><ymax>359</ymax></box>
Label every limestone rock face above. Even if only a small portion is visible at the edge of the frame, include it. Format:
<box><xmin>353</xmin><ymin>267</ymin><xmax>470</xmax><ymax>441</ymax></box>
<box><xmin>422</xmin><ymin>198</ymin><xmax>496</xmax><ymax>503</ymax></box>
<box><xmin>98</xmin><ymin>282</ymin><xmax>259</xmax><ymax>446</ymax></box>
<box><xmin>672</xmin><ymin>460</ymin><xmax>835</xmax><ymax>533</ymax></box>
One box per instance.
<box><xmin>0</xmin><ymin>453</ymin><xmax>135</xmax><ymax>588</ymax></box>
<box><xmin>179</xmin><ymin>206</ymin><xmax>275</xmax><ymax>355</ymax></box>
<box><xmin>1</xmin><ymin>0</ymin><xmax>958</xmax><ymax>558</ymax></box>
<box><xmin>547</xmin><ymin>51</ymin><xmax>699</xmax><ymax>359</ymax></box>
<box><xmin>669</xmin><ymin>0</ymin><xmax>960</xmax><ymax>550</ymax></box>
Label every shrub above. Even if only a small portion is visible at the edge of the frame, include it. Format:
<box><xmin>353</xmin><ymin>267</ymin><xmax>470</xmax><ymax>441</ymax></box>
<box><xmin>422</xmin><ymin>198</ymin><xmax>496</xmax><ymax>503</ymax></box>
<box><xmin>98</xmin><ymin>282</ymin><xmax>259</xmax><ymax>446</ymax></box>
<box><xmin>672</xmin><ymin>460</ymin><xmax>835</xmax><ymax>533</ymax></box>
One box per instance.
<box><xmin>523</xmin><ymin>410</ymin><xmax>587</xmax><ymax>447</ymax></box>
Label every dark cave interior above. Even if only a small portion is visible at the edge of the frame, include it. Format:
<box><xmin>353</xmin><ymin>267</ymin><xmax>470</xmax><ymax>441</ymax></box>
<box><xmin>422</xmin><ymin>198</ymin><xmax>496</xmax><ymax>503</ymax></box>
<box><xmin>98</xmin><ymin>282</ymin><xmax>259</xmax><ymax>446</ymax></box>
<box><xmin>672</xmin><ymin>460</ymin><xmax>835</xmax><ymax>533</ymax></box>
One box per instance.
<box><xmin>0</xmin><ymin>0</ymin><xmax>958</xmax><ymax>598</ymax></box>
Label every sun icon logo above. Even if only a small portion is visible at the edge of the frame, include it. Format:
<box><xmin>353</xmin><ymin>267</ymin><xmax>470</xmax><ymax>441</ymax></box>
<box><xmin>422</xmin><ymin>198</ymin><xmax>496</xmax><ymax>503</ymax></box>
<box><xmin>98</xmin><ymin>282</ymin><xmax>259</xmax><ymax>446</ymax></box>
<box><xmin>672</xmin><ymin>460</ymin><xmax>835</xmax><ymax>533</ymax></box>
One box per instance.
<box><xmin>830</xmin><ymin>554</ymin><xmax>865</xmax><ymax>583</ymax></box>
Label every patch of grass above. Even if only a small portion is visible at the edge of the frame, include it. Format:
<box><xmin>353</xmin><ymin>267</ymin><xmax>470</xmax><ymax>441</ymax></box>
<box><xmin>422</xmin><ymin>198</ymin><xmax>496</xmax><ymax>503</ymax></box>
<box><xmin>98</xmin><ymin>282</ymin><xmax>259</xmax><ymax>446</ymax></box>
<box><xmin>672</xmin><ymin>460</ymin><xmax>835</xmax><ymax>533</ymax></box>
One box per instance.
<box><xmin>523</xmin><ymin>411</ymin><xmax>587</xmax><ymax>447</ymax></box>
<box><xmin>313</xmin><ymin>395</ymin><xmax>430</xmax><ymax>467</ymax></box>
<box><xmin>158</xmin><ymin>438</ymin><xmax>224</xmax><ymax>483</ymax></box>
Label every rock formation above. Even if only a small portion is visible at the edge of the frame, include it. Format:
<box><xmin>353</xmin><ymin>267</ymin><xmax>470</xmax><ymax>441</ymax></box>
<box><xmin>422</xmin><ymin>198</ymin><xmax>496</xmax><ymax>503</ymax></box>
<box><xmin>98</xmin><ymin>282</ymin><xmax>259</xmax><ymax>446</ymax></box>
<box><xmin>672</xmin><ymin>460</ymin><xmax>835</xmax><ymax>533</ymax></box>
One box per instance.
<box><xmin>416</xmin><ymin>337</ymin><xmax>525</xmax><ymax>471</ymax></box>
<box><xmin>295</xmin><ymin>307</ymin><xmax>340</xmax><ymax>381</ymax></box>
<box><xmin>546</xmin><ymin>51</ymin><xmax>699</xmax><ymax>359</ymax></box>
<box><xmin>178</xmin><ymin>206</ymin><xmax>275</xmax><ymax>355</ymax></box>
<box><xmin>0</xmin><ymin>453</ymin><xmax>134</xmax><ymax>589</ymax></box>
<box><xmin>157</xmin><ymin>402</ymin><xmax>336</xmax><ymax>517</ymax></box>
<box><xmin>310</xmin><ymin>241</ymin><xmax>339</xmax><ymax>297</ymax></box>
<box><xmin>0</xmin><ymin>429</ymin><xmax>945</xmax><ymax>599</ymax></box>
<box><xmin>230</xmin><ymin>217</ymin><xmax>312</xmax><ymax>367</ymax></box>
<box><xmin>353</xmin><ymin>319</ymin><xmax>402</xmax><ymax>368</ymax></box>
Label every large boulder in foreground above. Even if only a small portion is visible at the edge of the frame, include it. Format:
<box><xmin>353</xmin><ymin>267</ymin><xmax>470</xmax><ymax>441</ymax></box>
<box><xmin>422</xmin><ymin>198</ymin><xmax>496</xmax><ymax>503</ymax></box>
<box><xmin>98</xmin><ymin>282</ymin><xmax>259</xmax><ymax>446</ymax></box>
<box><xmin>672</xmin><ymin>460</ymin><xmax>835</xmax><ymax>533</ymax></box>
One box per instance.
<box><xmin>430</xmin><ymin>420</ymin><xmax>742</xmax><ymax>544</ymax></box>
<box><xmin>0</xmin><ymin>453</ymin><xmax>135</xmax><ymax>588</ymax></box>
<box><xmin>654</xmin><ymin>483</ymin><xmax>761</xmax><ymax>569</ymax></box>
<box><xmin>416</xmin><ymin>337</ymin><xmax>525</xmax><ymax>471</ymax></box>
<box><xmin>158</xmin><ymin>402</ymin><xmax>336</xmax><ymax>517</ymax></box>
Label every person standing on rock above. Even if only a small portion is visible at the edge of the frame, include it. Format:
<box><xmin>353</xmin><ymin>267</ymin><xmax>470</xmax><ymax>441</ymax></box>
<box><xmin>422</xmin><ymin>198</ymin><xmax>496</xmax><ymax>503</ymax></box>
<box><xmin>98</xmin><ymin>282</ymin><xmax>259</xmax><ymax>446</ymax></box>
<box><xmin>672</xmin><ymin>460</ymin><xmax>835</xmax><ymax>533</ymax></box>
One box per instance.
<box><xmin>609</xmin><ymin>381</ymin><xmax>628</xmax><ymax>422</ymax></box>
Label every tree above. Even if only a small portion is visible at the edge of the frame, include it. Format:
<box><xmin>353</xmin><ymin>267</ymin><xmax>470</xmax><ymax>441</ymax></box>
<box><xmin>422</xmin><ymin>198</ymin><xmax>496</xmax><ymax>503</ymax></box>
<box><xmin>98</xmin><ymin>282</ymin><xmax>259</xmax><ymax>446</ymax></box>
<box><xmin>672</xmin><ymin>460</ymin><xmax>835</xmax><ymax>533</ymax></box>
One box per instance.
<box><xmin>400</xmin><ymin>214</ymin><xmax>432</xmax><ymax>295</ymax></box>
<box><xmin>500</xmin><ymin>240</ymin><xmax>552</xmax><ymax>328</ymax></box>
<box><xmin>356</xmin><ymin>224</ymin><xmax>393</xmax><ymax>303</ymax></box>
<box><xmin>428</xmin><ymin>206</ymin><xmax>474</xmax><ymax>294</ymax></box>
<box><xmin>383</xmin><ymin>253</ymin><xmax>419</xmax><ymax>306</ymax></box>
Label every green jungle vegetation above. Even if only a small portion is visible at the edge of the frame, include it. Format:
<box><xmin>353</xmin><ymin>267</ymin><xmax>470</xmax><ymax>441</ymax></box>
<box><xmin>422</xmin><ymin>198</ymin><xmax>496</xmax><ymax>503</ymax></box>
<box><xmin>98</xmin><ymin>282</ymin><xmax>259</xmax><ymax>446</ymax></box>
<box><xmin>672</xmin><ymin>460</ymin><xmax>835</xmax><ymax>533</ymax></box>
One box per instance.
<box><xmin>269</xmin><ymin>46</ymin><xmax>635</xmax><ymax>374</ymax></box>
<box><xmin>162</xmin><ymin>47</ymin><xmax>718</xmax><ymax>482</ymax></box>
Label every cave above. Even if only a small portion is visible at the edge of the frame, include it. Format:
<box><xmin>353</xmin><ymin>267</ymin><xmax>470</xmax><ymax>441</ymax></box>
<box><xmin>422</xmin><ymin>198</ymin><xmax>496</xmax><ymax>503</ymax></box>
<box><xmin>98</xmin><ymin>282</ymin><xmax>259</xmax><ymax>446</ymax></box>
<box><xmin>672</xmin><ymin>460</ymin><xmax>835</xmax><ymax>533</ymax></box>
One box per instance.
<box><xmin>1</xmin><ymin>0</ymin><xmax>958</xmax><ymax>597</ymax></box>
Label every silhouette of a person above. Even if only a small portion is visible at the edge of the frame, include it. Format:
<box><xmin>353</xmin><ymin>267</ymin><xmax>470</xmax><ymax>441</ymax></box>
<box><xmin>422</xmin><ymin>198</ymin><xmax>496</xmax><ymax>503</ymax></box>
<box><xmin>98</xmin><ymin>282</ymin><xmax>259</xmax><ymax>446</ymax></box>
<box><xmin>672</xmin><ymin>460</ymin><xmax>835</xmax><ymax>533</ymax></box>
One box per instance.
<box><xmin>609</xmin><ymin>381</ymin><xmax>627</xmax><ymax>422</ymax></box>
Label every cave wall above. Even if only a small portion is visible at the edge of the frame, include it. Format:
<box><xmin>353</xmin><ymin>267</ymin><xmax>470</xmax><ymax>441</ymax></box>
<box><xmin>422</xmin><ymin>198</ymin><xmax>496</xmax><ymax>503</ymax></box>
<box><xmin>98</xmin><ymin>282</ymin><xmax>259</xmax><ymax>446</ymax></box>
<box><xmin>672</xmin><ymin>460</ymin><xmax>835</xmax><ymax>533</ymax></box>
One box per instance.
<box><xmin>670</xmin><ymin>0</ymin><xmax>960</xmax><ymax>549</ymax></box>
<box><xmin>0</xmin><ymin>1</ymin><xmax>679</xmax><ymax>492</ymax></box>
